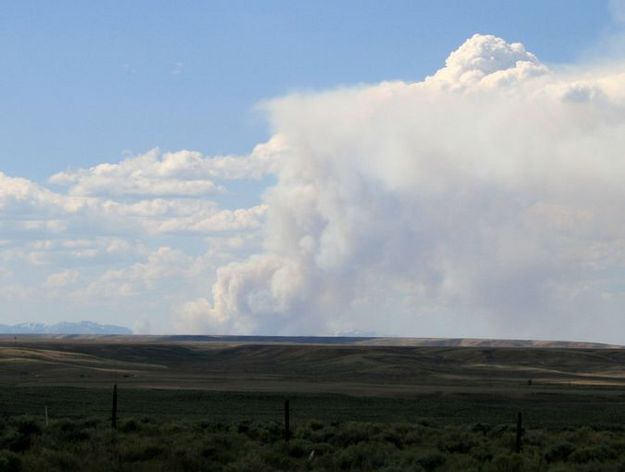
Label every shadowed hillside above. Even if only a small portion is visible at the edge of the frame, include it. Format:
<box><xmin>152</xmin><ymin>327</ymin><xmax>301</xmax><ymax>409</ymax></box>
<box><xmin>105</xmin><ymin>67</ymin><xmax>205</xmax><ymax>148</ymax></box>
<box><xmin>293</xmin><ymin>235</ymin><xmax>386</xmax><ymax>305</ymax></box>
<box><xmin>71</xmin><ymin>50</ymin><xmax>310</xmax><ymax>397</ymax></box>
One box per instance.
<box><xmin>2</xmin><ymin>336</ymin><xmax>625</xmax><ymax>394</ymax></box>
<box><xmin>1</xmin><ymin>334</ymin><xmax>618</xmax><ymax>348</ymax></box>
<box><xmin>3</xmin><ymin>336</ymin><xmax>625</xmax><ymax>428</ymax></box>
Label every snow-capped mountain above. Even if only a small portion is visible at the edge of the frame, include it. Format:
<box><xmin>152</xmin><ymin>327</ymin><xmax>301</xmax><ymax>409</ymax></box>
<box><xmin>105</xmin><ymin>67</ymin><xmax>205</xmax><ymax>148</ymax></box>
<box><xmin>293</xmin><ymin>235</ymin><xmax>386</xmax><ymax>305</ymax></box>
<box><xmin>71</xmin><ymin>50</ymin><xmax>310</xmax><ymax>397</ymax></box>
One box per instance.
<box><xmin>0</xmin><ymin>321</ymin><xmax>132</xmax><ymax>335</ymax></box>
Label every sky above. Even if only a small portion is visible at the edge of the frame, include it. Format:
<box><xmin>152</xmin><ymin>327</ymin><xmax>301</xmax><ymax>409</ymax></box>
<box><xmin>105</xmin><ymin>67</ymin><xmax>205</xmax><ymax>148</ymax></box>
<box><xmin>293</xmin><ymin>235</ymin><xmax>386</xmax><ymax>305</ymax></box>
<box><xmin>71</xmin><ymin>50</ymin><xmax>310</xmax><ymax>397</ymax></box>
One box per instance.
<box><xmin>2</xmin><ymin>1</ymin><xmax>625</xmax><ymax>342</ymax></box>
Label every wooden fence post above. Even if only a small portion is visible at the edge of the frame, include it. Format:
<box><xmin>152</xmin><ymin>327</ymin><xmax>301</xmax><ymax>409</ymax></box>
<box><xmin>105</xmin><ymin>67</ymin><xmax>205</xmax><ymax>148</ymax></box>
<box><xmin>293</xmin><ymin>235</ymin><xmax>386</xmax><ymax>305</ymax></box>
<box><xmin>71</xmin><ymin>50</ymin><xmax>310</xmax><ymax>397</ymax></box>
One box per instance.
<box><xmin>112</xmin><ymin>384</ymin><xmax>118</xmax><ymax>430</ymax></box>
<box><xmin>284</xmin><ymin>399</ymin><xmax>290</xmax><ymax>443</ymax></box>
<box><xmin>515</xmin><ymin>412</ymin><xmax>523</xmax><ymax>453</ymax></box>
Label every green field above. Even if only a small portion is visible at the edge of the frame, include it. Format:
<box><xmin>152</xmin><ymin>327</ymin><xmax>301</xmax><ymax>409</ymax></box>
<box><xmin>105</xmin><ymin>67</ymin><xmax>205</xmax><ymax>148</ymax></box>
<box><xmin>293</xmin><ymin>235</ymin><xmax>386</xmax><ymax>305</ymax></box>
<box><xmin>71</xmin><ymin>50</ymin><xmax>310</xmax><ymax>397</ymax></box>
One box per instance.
<box><xmin>2</xmin><ymin>336</ymin><xmax>625</xmax><ymax>427</ymax></box>
<box><xmin>3</xmin><ymin>336</ymin><xmax>625</xmax><ymax>470</ymax></box>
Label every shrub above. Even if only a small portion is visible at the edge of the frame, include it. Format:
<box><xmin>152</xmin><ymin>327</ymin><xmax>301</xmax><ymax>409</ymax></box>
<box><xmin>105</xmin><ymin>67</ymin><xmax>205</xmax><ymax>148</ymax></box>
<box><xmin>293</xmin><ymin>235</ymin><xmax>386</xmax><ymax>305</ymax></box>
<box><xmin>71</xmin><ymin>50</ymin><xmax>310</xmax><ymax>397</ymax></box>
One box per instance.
<box><xmin>438</xmin><ymin>430</ymin><xmax>477</xmax><ymax>454</ymax></box>
<box><xmin>259</xmin><ymin>444</ymin><xmax>299</xmax><ymax>470</ymax></box>
<box><xmin>79</xmin><ymin>417</ymin><xmax>101</xmax><ymax>429</ymax></box>
<box><xmin>334</xmin><ymin>423</ymin><xmax>371</xmax><ymax>447</ymax></box>
<box><xmin>414</xmin><ymin>450</ymin><xmax>446</xmax><ymax>471</ymax></box>
<box><xmin>256</xmin><ymin>421</ymin><xmax>283</xmax><ymax>443</ymax></box>
<box><xmin>3</xmin><ymin>417</ymin><xmax>42</xmax><ymax>451</ymax></box>
<box><xmin>4</xmin><ymin>414</ymin><xmax>625</xmax><ymax>471</ymax></box>
<box><xmin>225</xmin><ymin>452</ymin><xmax>274</xmax><ymax>472</ymax></box>
<box><xmin>523</xmin><ymin>430</ymin><xmax>546</xmax><ymax>447</ymax></box>
<box><xmin>287</xmin><ymin>438</ymin><xmax>312</xmax><ymax>458</ymax></box>
<box><xmin>119</xmin><ymin>418</ymin><xmax>140</xmax><ymax>433</ymax></box>
<box><xmin>470</xmin><ymin>423</ymin><xmax>491</xmax><ymax>435</ymax></box>
<box><xmin>379</xmin><ymin>429</ymin><xmax>403</xmax><ymax>448</ymax></box>
<box><xmin>564</xmin><ymin>426</ymin><xmax>596</xmax><ymax>444</ymax></box>
<box><xmin>309</xmin><ymin>419</ymin><xmax>324</xmax><ymax>431</ymax></box>
<box><xmin>569</xmin><ymin>445</ymin><xmax>617</xmax><ymax>464</ymax></box>
<box><xmin>471</xmin><ymin>444</ymin><xmax>494</xmax><ymax>462</ymax></box>
<box><xmin>12</xmin><ymin>418</ymin><xmax>41</xmax><ymax>437</ymax></box>
<box><xmin>378</xmin><ymin>466</ymin><xmax>422</xmax><ymax>472</ymax></box>
<box><xmin>168</xmin><ymin>447</ymin><xmax>207</xmax><ymax>472</ymax></box>
<box><xmin>544</xmin><ymin>440</ymin><xmax>575</xmax><ymax>463</ymax></box>
<box><xmin>443</xmin><ymin>453</ymin><xmax>481</xmax><ymax>472</ymax></box>
<box><xmin>400</xmin><ymin>449</ymin><xmax>446</xmax><ymax>472</ymax></box>
<box><xmin>0</xmin><ymin>451</ymin><xmax>21</xmax><ymax>472</ymax></box>
<box><xmin>309</xmin><ymin>441</ymin><xmax>333</xmax><ymax>458</ymax></box>
<box><xmin>54</xmin><ymin>419</ymin><xmax>92</xmax><ymax>442</ymax></box>
<box><xmin>121</xmin><ymin>443</ymin><xmax>165</xmax><ymax>462</ymax></box>
<box><xmin>302</xmin><ymin>424</ymin><xmax>335</xmax><ymax>444</ymax></box>
<box><xmin>336</xmin><ymin>441</ymin><xmax>393</xmax><ymax>470</ymax></box>
<box><xmin>199</xmin><ymin>432</ymin><xmax>240</xmax><ymax>464</ymax></box>
<box><xmin>237</xmin><ymin>420</ymin><xmax>251</xmax><ymax>434</ymax></box>
<box><xmin>402</xmin><ymin>425</ymin><xmax>429</xmax><ymax>446</ymax></box>
<box><xmin>488</xmin><ymin>424</ymin><xmax>513</xmax><ymax>438</ymax></box>
<box><xmin>484</xmin><ymin>453</ymin><xmax>525</xmax><ymax>472</ymax></box>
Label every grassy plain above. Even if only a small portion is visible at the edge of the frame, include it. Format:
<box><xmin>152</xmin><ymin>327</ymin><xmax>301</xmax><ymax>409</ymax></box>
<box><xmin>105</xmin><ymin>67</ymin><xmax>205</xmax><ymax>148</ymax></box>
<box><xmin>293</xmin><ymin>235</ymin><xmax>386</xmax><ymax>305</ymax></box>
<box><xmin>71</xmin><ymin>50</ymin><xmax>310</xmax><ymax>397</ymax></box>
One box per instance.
<box><xmin>2</xmin><ymin>336</ymin><xmax>625</xmax><ymax>427</ymax></box>
<box><xmin>4</xmin><ymin>336</ymin><xmax>625</xmax><ymax>470</ymax></box>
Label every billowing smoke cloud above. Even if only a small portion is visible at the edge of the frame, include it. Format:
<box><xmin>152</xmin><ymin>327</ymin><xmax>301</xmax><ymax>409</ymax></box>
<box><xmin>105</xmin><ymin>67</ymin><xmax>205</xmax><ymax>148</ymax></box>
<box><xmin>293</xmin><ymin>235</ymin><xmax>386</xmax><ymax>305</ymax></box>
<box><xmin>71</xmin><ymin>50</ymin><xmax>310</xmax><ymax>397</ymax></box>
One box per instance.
<box><xmin>176</xmin><ymin>34</ymin><xmax>625</xmax><ymax>341</ymax></box>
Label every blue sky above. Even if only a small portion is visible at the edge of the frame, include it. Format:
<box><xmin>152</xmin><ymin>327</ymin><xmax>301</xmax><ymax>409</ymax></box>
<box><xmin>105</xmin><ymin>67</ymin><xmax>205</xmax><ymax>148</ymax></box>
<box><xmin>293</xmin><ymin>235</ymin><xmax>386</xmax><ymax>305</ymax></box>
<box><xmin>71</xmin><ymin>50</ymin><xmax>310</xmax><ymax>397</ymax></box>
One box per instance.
<box><xmin>0</xmin><ymin>1</ymin><xmax>614</xmax><ymax>180</ymax></box>
<box><xmin>4</xmin><ymin>1</ymin><xmax>625</xmax><ymax>342</ymax></box>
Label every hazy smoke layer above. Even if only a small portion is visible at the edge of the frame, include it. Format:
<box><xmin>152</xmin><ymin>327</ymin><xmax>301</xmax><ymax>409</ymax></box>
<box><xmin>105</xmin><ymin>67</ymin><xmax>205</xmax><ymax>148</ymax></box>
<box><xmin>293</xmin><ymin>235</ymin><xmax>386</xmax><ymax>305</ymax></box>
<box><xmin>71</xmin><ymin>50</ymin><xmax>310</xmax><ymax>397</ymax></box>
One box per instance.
<box><xmin>177</xmin><ymin>34</ymin><xmax>625</xmax><ymax>340</ymax></box>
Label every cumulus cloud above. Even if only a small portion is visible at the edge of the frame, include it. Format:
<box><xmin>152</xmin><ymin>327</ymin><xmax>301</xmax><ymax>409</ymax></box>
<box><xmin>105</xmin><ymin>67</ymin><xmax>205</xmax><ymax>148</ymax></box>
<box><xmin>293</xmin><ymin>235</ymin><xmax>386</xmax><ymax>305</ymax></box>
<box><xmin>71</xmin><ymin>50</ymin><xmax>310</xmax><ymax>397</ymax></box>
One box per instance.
<box><xmin>45</xmin><ymin>270</ymin><xmax>79</xmax><ymax>288</ymax></box>
<box><xmin>49</xmin><ymin>136</ymin><xmax>283</xmax><ymax>197</ymax></box>
<box><xmin>426</xmin><ymin>34</ymin><xmax>549</xmax><ymax>89</ymax></box>
<box><xmin>0</xmin><ymin>174</ymin><xmax>266</xmax><ymax>237</ymax></box>
<box><xmin>173</xmin><ymin>34</ymin><xmax>625</xmax><ymax>342</ymax></box>
<box><xmin>0</xmin><ymin>139</ymin><xmax>274</xmax><ymax>328</ymax></box>
<box><xmin>6</xmin><ymin>33</ymin><xmax>625</xmax><ymax>341</ymax></box>
<box><xmin>87</xmin><ymin>246</ymin><xmax>193</xmax><ymax>297</ymax></box>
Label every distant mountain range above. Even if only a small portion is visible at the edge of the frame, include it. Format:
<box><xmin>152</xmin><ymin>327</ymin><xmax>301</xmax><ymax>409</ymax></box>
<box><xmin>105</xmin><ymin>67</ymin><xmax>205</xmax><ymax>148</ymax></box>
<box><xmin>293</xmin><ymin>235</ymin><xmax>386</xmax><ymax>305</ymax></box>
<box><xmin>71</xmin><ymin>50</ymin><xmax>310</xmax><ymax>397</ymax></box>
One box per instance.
<box><xmin>0</xmin><ymin>321</ymin><xmax>132</xmax><ymax>335</ymax></box>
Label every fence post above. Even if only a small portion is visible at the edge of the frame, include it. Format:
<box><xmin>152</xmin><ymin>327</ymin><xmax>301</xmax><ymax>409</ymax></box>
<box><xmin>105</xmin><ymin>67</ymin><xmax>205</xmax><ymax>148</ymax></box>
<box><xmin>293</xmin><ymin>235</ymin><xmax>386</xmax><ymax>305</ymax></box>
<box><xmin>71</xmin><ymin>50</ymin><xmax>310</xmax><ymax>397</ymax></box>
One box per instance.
<box><xmin>284</xmin><ymin>399</ymin><xmax>290</xmax><ymax>443</ymax></box>
<box><xmin>515</xmin><ymin>412</ymin><xmax>523</xmax><ymax>453</ymax></box>
<box><xmin>44</xmin><ymin>406</ymin><xmax>49</xmax><ymax>427</ymax></box>
<box><xmin>112</xmin><ymin>384</ymin><xmax>118</xmax><ymax>430</ymax></box>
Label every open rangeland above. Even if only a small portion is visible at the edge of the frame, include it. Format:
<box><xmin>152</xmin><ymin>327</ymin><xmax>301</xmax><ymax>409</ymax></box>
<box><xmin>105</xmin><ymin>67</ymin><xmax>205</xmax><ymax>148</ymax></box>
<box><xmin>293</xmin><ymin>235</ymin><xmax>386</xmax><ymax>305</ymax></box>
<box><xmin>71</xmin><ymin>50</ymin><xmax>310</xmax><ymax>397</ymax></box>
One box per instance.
<box><xmin>3</xmin><ymin>336</ymin><xmax>625</xmax><ymax>470</ymax></box>
<box><xmin>2</xmin><ymin>335</ymin><xmax>625</xmax><ymax>425</ymax></box>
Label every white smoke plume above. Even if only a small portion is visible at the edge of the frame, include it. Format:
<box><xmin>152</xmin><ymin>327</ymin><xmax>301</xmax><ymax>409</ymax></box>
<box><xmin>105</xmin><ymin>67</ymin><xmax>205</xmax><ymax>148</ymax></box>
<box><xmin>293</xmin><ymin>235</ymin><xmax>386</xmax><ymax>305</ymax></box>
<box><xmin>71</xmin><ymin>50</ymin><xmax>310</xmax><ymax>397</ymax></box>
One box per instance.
<box><xmin>176</xmin><ymin>34</ymin><xmax>625</xmax><ymax>342</ymax></box>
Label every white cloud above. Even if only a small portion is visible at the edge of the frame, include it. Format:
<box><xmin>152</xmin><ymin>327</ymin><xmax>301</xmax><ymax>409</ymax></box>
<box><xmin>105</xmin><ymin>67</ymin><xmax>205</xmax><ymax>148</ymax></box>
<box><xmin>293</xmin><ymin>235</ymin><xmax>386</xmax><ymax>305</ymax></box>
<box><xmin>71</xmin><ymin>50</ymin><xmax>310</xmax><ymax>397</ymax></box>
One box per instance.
<box><xmin>87</xmin><ymin>246</ymin><xmax>193</xmax><ymax>297</ymax></box>
<box><xmin>0</xmin><ymin>175</ymin><xmax>267</xmax><ymax>238</ymax></box>
<box><xmin>50</xmin><ymin>149</ymin><xmax>222</xmax><ymax>197</ymax></box>
<box><xmin>139</xmin><ymin>203</ymin><xmax>268</xmax><ymax>234</ymax></box>
<box><xmin>173</xmin><ymin>34</ymin><xmax>625</xmax><ymax>342</ymax></box>
<box><xmin>7</xmin><ymin>33</ymin><xmax>625</xmax><ymax>341</ymax></box>
<box><xmin>0</xmin><ymin>140</ymin><xmax>275</xmax><ymax>330</ymax></box>
<box><xmin>426</xmin><ymin>33</ymin><xmax>549</xmax><ymax>89</ymax></box>
<box><xmin>173</xmin><ymin>298</ymin><xmax>221</xmax><ymax>333</ymax></box>
<box><xmin>49</xmin><ymin>136</ymin><xmax>283</xmax><ymax>197</ymax></box>
<box><xmin>45</xmin><ymin>270</ymin><xmax>79</xmax><ymax>288</ymax></box>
